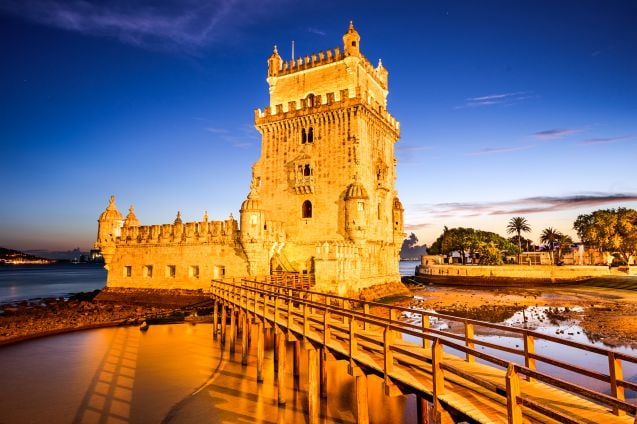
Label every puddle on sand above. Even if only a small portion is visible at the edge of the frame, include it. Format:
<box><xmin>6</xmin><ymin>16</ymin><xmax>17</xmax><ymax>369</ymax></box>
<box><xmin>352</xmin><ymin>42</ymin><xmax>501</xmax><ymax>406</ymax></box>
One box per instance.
<box><xmin>400</xmin><ymin>303</ymin><xmax>637</xmax><ymax>400</ymax></box>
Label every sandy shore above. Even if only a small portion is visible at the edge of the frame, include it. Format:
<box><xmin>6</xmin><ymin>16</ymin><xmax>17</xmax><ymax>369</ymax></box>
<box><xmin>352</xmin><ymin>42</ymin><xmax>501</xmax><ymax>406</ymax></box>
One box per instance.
<box><xmin>0</xmin><ymin>291</ymin><xmax>179</xmax><ymax>346</ymax></box>
<box><xmin>399</xmin><ymin>281</ymin><xmax>637</xmax><ymax>349</ymax></box>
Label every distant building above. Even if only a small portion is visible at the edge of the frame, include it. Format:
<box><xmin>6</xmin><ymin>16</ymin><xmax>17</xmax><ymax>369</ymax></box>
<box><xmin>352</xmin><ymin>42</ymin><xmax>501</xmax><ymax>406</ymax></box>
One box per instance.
<box><xmin>95</xmin><ymin>23</ymin><xmax>405</xmax><ymax>295</ymax></box>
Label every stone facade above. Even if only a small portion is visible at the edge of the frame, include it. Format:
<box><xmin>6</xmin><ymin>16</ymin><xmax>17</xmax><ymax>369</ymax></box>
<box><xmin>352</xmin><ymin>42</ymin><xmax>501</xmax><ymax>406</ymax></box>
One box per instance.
<box><xmin>95</xmin><ymin>23</ymin><xmax>404</xmax><ymax>295</ymax></box>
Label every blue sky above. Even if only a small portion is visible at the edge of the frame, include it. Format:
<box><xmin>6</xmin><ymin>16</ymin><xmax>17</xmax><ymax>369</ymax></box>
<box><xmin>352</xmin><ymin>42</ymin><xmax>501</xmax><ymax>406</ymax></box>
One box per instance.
<box><xmin>1</xmin><ymin>0</ymin><xmax>636</xmax><ymax>251</ymax></box>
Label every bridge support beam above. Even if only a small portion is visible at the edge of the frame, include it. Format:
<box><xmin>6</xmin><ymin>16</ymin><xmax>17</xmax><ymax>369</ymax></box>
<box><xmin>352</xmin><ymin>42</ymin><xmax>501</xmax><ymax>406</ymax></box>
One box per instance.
<box><xmin>305</xmin><ymin>343</ymin><xmax>320</xmax><ymax>424</ymax></box>
<box><xmin>212</xmin><ymin>301</ymin><xmax>218</xmax><ymax>340</ymax></box>
<box><xmin>352</xmin><ymin>367</ymin><xmax>369</xmax><ymax>424</ymax></box>
<box><xmin>230</xmin><ymin>308</ymin><xmax>236</xmax><ymax>353</ymax></box>
<box><xmin>320</xmin><ymin>348</ymin><xmax>328</xmax><ymax>398</ymax></box>
<box><xmin>241</xmin><ymin>312</ymin><xmax>249</xmax><ymax>365</ymax></box>
<box><xmin>221</xmin><ymin>305</ymin><xmax>227</xmax><ymax>345</ymax></box>
<box><xmin>257</xmin><ymin>321</ymin><xmax>264</xmax><ymax>382</ymax></box>
<box><xmin>293</xmin><ymin>340</ymin><xmax>301</xmax><ymax>389</ymax></box>
<box><xmin>416</xmin><ymin>395</ymin><xmax>431</xmax><ymax>424</ymax></box>
<box><xmin>276</xmin><ymin>330</ymin><xmax>287</xmax><ymax>405</ymax></box>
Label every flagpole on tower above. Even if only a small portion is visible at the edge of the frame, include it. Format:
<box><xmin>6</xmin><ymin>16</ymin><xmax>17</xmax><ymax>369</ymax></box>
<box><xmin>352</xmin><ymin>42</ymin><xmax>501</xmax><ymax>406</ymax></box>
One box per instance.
<box><xmin>292</xmin><ymin>40</ymin><xmax>295</xmax><ymax>61</ymax></box>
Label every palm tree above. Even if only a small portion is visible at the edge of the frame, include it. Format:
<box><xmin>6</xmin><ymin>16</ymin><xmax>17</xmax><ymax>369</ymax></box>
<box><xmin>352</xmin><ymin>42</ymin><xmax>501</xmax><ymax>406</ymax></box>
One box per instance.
<box><xmin>540</xmin><ymin>227</ymin><xmax>561</xmax><ymax>264</ymax></box>
<box><xmin>556</xmin><ymin>233</ymin><xmax>574</xmax><ymax>264</ymax></box>
<box><xmin>507</xmin><ymin>217</ymin><xmax>531</xmax><ymax>264</ymax></box>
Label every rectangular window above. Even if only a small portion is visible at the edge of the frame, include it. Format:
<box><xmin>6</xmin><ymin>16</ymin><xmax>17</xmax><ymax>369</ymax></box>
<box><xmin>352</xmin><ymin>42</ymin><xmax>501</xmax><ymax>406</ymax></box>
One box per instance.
<box><xmin>213</xmin><ymin>265</ymin><xmax>225</xmax><ymax>279</ymax></box>
<box><xmin>124</xmin><ymin>266</ymin><xmax>132</xmax><ymax>277</ymax></box>
<box><xmin>358</xmin><ymin>201</ymin><xmax>365</xmax><ymax>212</ymax></box>
<box><xmin>166</xmin><ymin>265</ymin><xmax>176</xmax><ymax>278</ymax></box>
<box><xmin>189</xmin><ymin>265</ymin><xmax>199</xmax><ymax>279</ymax></box>
<box><xmin>144</xmin><ymin>265</ymin><xmax>153</xmax><ymax>278</ymax></box>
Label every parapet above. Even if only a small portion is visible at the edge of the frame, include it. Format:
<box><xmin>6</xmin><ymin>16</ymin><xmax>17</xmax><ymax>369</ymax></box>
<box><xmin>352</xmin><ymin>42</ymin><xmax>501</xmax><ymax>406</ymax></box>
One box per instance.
<box><xmin>118</xmin><ymin>217</ymin><xmax>239</xmax><ymax>246</ymax></box>
<box><xmin>254</xmin><ymin>88</ymin><xmax>400</xmax><ymax>134</ymax></box>
<box><xmin>268</xmin><ymin>46</ymin><xmax>388</xmax><ymax>90</ymax></box>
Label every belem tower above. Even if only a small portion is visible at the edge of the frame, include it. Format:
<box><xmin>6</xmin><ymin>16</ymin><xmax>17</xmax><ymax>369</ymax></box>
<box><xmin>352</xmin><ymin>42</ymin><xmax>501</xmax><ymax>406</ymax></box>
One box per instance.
<box><xmin>95</xmin><ymin>22</ymin><xmax>405</xmax><ymax>297</ymax></box>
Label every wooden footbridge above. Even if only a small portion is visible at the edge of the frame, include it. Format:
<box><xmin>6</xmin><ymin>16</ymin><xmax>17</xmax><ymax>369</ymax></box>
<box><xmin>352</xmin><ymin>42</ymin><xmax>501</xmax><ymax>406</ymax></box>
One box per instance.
<box><xmin>208</xmin><ymin>278</ymin><xmax>637</xmax><ymax>423</ymax></box>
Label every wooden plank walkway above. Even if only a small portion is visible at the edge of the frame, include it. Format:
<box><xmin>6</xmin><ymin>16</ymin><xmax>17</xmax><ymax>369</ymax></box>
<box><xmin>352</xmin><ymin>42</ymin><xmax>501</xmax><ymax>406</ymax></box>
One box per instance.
<box><xmin>210</xmin><ymin>278</ymin><xmax>637</xmax><ymax>424</ymax></box>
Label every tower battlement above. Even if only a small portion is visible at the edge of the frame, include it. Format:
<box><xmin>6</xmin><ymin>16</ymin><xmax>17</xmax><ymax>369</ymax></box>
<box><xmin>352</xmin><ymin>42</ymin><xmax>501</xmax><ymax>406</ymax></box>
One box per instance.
<box><xmin>268</xmin><ymin>46</ymin><xmax>388</xmax><ymax>90</ymax></box>
<box><xmin>254</xmin><ymin>88</ymin><xmax>399</xmax><ymax>134</ymax></box>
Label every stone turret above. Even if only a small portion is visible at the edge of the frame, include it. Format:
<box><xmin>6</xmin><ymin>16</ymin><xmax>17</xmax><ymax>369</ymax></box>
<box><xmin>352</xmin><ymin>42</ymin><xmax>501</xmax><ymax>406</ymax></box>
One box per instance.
<box><xmin>343</xmin><ymin>21</ymin><xmax>361</xmax><ymax>57</ymax></box>
<box><xmin>392</xmin><ymin>197</ymin><xmax>405</xmax><ymax>239</ymax></box>
<box><xmin>344</xmin><ymin>182</ymin><xmax>369</xmax><ymax>242</ymax></box>
<box><xmin>123</xmin><ymin>205</ymin><xmax>140</xmax><ymax>227</ymax></box>
<box><xmin>240</xmin><ymin>189</ymin><xmax>269</xmax><ymax>275</ymax></box>
<box><xmin>95</xmin><ymin>195</ymin><xmax>124</xmax><ymax>269</ymax></box>
<box><xmin>267</xmin><ymin>45</ymin><xmax>282</xmax><ymax>77</ymax></box>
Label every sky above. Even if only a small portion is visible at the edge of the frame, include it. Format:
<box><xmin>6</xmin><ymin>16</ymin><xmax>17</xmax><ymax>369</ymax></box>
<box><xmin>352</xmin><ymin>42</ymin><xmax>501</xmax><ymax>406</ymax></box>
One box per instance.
<box><xmin>1</xmin><ymin>0</ymin><xmax>636</xmax><ymax>251</ymax></box>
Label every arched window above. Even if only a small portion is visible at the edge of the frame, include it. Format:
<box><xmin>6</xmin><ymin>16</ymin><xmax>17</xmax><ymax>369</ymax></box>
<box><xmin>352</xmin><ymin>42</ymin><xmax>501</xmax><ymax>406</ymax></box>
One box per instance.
<box><xmin>308</xmin><ymin>127</ymin><xmax>314</xmax><ymax>143</ymax></box>
<box><xmin>303</xmin><ymin>164</ymin><xmax>311</xmax><ymax>176</ymax></box>
<box><xmin>302</xmin><ymin>200</ymin><xmax>312</xmax><ymax>218</ymax></box>
<box><xmin>301</xmin><ymin>128</ymin><xmax>307</xmax><ymax>144</ymax></box>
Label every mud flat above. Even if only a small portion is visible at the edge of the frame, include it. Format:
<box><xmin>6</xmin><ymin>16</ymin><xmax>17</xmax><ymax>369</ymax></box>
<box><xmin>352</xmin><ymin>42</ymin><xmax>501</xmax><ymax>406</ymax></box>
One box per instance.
<box><xmin>397</xmin><ymin>282</ymin><xmax>637</xmax><ymax>349</ymax></box>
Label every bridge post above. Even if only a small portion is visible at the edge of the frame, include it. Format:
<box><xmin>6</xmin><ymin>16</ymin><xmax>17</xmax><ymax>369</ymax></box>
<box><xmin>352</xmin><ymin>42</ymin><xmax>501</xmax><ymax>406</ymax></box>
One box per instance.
<box><xmin>524</xmin><ymin>333</ymin><xmax>535</xmax><ymax>382</ymax></box>
<box><xmin>276</xmin><ymin>329</ymin><xmax>287</xmax><ymax>405</ymax></box>
<box><xmin>363</xmin><ymin>303</ymin><xmax>370</xmax><ymax>330</ymax></box>
<box><xmin>506</xmin><ymin>363</ymin><xmax>522</xmax><ymax>424</ymax></box>
<box><xmin>256</xmin><ymin>320</ymin><xmax>264</xmax><ymax>382</ymax></box>
<box><xmin>212</xmin><ymin>301</ymin><xmax>219</xmax><ymax>340</ymax></box>
<box><xmin>608</xmin><ymin>351</ymin><xmax>625</xmax><ymax>415</ymax></box>
<box><xmin>241</xmin><ymin>312</ymin><xmax>249</xmax><ymax>365</ymax></box>
<box><xmin>422</xmin><ymin>313</ymin><xmax>431</xmax><ymax>349</ymax></box>
<box><xmin>465</xmin><ymin>321</ymin><xmax>474</xmax><ymax>363</ymax></box>
<box><xmin>349</xmin><ymin>317</ymin><xmax>358</xmax><ymax>373</ymax></box>
<box><xmin>432</xmin><ymin>338</ymin><xmax>445</xmax><ymax>421</ymax></box>
<box><xmin>306</xmin><ymin>343</ymin><xmax>320</xmax><ymax>424</ymax></box>
<box><xmin>320</xmin><ymin>348</ymin><xmax>328</xmax><ymax>398</ymax></box>
<box><xmin>383</xmin><ymin>326</ymin><xmax>395</xmax><ymax>394</ymax></box>
<box><xmin>293</xmin><ymin>340</ymin><xmax>301</xmax><ymax>389</ymax></box>
<box><xmin>230</xmin><ymin>308</ymin><xmax>236</xmax><ymax>353</ymax></box>
<box><xmin>221</xmin><ymin>305</ymin><xmax>227</xmax><ymax>345</ymax></box>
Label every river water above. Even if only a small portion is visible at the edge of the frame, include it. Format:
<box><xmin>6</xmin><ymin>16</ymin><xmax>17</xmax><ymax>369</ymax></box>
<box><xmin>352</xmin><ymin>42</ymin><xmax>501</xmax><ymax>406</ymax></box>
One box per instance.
<box><xmin>0</xmin><ymin>263</ymin><xmax>106</xmax><ymax>303</ymax></box>
<box><xmin>1</xmin><ymin>260</ymin><xmax>636</xmax><ymax>423</ymax></box>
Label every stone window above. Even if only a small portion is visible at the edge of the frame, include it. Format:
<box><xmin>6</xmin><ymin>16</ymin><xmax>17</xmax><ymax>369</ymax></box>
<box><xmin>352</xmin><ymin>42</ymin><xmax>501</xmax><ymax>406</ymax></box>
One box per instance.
<box><xmin>303</xmin><ymin>164</ymin><xmax>311</xmax><ymax>177</ymax></box>
<box><xmin>301</xmin><ymin>128</ymin><xmax>307</xmax><ymax>144</ymax></box>
<box><xmin>307</xmin><ymin>127</ymin><xmax>314</xmax><ymax>143</ymax></box>
<box><xmin>124</xmin><ymin>266</ymin><xmax>132</xmax><ymax>277</ymax></box>
<box><xmin>189</xmin><ymin>265</ymin><xmax>199</xmax><ymax>279</ymax></box>
<box><xmin>166</xmin><ymin>265</ymin><xmax>176</xmax><ymax>278</ymax></box>
<box><xmin>213</xmin><ymin>265</ymin><xmax>225</xmax><ymax>279</ymax></box>
<box><xmin>143</xmin><ymin>265</ymin><xmax>153</xmax><ymax>278</ymax></box>
<box><xmin>302</xmin><ymin>200</ymin><xmax>313</xmax><ymax>218</ymax></box>
<box><xmin>358</xmin><ymin>201</ymin><xmax>365</xmax><ymax>212</ymax></box>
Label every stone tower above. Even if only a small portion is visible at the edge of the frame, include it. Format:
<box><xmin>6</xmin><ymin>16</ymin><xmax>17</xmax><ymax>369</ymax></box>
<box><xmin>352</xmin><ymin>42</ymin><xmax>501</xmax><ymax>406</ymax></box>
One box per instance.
<box><xmin>250</xmin><ymin>22</ymin><xmax>404</xmax><ymax>293</ymax></box>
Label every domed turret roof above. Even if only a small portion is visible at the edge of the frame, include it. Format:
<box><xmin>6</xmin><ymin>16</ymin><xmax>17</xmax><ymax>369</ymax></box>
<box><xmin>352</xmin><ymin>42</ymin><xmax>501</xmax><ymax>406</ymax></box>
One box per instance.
<box><xmin>345</xmin><ymin>182</ymin><xmax>369</xmax><ymax>200</ymax></box>
<box><xmin>241</xmin><ymin>189</ymin><xmax>263</xmax><ymax>211</ymax></box>
<box><xmin>123</xmin><ymin>205</ymin><xmax>140</xmax><ymax>227</ymax></box>
<box><xmin>99</xmin><ymin>195</ymin><xmax>123</xmax><ymax>221</ymax></box>
<box><xmin>393</xmin><ymin>197</ymin><xmax>404</xmax><ymax>210</ymax></box>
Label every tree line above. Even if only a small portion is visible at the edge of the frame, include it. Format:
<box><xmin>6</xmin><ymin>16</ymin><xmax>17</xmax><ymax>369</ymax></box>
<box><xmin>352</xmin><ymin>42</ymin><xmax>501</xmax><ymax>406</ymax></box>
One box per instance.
<box><xmin>414</xmin><ymin>207</ymin><xmax>637</xmax><ymax>265</ymax></box>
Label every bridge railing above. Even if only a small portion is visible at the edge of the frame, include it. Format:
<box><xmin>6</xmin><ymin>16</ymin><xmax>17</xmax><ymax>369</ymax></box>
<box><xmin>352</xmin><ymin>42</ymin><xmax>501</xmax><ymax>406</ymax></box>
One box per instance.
<box><xmin>211</xmin><ymin>278</ymin><xmax>637</xmax><ymax>422</ymax></box>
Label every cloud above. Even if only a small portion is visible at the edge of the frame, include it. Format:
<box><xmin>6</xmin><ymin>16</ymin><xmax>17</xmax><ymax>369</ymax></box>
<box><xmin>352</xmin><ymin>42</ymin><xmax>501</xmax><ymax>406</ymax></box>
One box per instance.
<box><xmin>204</xmin><ymin>122</ymin><xmax>257</xmax><ymax>149</ymax></box>
<box><xmin>532</xmin><ymin>128</ymin><xmax>581</xmax><ymax>140</ymax></box>
<box><xmin>578</xmin><ymin>136</ymin><xmax>629</xmax><ymax>145</ymax></box>
<box><xmin>468</xmin><ymin>145</ymin><xmax>534</xmax><ymax>156</ymax></box>
<box><xmin>307</xmin><ymin>27</ymin><xmax>326</xmax><ymax>36</ymax></box>
<box><xmin>404</xmin><ymin>223</ymin><xmax>431</xmax><ymax>231</ymax></box>
<box><xmin>0</xmin><ymin>0</ymin><xmax>281</xmax><ymax>54</ymax></box>
<box><xmin>456</xmin><ymin>91</ymin><xmax>535</xmax><ymax>109</ymax></box>
<box><xmin>408</xmin><ymin>193</ymin><xmax>637</xmax><ymax>220</ymax></box>
<box><xmin>205</xmin><ymin>127</ymin><xmax>229</xmax><ymax>134</ymax></box>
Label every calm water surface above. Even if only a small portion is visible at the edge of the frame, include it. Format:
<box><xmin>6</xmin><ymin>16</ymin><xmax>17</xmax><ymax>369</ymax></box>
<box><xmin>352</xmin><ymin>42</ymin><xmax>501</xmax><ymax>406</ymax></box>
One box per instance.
<box><xmin>0</xmin><ymin>263</ymin><xmax>106</xmax><ymax>303</ymax></box>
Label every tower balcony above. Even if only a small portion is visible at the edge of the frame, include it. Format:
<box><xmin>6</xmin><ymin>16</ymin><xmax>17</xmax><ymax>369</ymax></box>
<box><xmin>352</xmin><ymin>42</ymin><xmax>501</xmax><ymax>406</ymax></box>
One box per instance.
<box><xmin>292</xmin><ymin>175</ymin><xmax>315</xmax><ymax>194</ymax></box>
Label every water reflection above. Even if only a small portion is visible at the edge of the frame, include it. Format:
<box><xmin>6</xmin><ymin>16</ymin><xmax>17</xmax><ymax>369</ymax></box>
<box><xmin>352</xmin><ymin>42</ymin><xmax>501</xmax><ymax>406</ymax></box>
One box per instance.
<box><xmin>0</xmin><ymin>323</ymin><xmax>414</xmax><ymax>423</ymax></box>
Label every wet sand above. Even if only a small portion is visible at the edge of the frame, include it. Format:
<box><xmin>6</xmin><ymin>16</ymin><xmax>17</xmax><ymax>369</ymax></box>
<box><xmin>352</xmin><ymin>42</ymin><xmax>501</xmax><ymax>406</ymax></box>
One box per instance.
<box><xmin>400</xmin><ymin>280</ymin><xmax>637</xmax><ymax>348</ymax></box>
